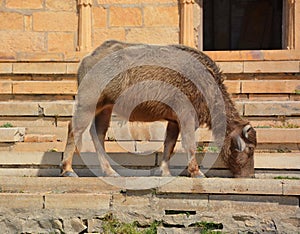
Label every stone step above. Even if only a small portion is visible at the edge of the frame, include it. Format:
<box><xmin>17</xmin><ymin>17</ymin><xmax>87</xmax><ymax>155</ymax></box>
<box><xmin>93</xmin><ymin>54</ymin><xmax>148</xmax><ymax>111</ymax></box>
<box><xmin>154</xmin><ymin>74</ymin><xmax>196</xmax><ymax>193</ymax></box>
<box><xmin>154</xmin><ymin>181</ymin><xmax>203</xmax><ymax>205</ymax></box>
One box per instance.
<box><xmin>0</xmin><ymin>101</ymin><xmax>74</xmax><ymax>116</ymax></box>
<box><xmin>1</xmin><ymin>60</ymin><xmax>300</xmax><ymax>74</ymax></box>
<box><xmin>1</xmin><ymin>79</ymin><xmax>299</xmax><ymax>100</ymax></box>
<box><xmin>0</xmin><ymin>127</ymin><xmax>299</xmax><ymax>152</ymax></box>
<box><xmin>0</xmin><ymin>100</ymin><xmax>299</xmax><ymax>117</ymax></box>
<box><xmin>0</xmin><ymin>127</ymin><xmax>25</xmax><ymax>142</ymax></box>
<box><xmin>0</xmin><ymin>176</ymin><xmax>298</xmax><ymax>195</ymax></box>
<box><xmin>0</xmin><ymin>151</ymin><xmax>299</xmax><ymax>171</ymax></box>
<box><xmin>12</xmin><ymin>80</ymin><xmax>77</xmax><ymax>95</ymax></box>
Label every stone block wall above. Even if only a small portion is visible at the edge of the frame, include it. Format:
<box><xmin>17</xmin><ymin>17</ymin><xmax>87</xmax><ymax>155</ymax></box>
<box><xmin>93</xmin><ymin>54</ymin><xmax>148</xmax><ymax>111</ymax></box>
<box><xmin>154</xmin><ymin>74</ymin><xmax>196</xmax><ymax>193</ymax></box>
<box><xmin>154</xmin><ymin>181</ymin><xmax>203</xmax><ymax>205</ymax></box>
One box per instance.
<box><xmin>0</xmin><ymin>0</ymin><xmax>180</xmax><ymax>60</ymax></box>
<box><xmin>93</xmin><ymin>0</ymin><xmax>179</xmax><ymax>46</ymax></box>
<box><xmin>0</xmin><ymin>177</ymin><xmax>299</xmax><ymax>233</ymax></box>
<box><xmin>0</xmin><ymin>0</ymin><xmax>78</xmax><ymax>60</ymax></box>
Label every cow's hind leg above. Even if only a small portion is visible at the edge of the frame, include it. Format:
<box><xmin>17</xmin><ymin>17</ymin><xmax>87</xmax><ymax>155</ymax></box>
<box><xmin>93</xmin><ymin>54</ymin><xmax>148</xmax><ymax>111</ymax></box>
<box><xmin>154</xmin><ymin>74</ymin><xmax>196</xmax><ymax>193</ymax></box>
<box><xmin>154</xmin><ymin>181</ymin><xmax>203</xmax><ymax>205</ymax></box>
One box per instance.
<box><xmin>91</xmin><ymin>107</ymin><xmax>120</xmax><ymax>177</ymax></box>
<box><xmin>160</xmin><ymin>121</ymin><xmax>179</xmax><ymax>176</ymax></box>
<box><xmin>61</xmin><ymin>121</ymin><xmax>78</xmax><ymax>177</ymax></box>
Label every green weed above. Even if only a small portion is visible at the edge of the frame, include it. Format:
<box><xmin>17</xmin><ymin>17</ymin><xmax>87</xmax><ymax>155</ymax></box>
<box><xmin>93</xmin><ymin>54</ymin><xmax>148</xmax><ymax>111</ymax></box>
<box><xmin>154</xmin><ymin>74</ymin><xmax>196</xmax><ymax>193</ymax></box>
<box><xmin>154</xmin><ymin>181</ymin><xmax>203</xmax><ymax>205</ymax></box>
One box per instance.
<box><xmin>101</xmin><ymin>214</ymin><xmax>160</xmax><ymax>234</ymax></box>
<box><xmin>191</xmin><ymin>221</ymin><xmax>223</xmax><ymax>234</ymax></box>
<box><xmin>274</xmin><ymin>176</ymin><xmax>300</xmax><ymax>180</ymax></box>
<box><xmin>0</xmin><ymin>122</ymin><xmax>13</xmax><ymax>128</ymax></box>
<box><xmin>197</xmin><ymin>146</ymin><xmax>220</xmax><ymax>153</ymax></box>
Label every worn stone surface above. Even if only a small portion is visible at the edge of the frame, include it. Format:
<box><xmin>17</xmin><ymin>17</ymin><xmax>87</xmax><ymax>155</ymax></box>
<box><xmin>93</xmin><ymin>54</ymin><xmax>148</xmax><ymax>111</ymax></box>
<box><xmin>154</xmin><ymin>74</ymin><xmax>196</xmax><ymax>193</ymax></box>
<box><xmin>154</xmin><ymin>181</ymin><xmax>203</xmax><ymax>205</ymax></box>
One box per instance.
<box><xmin>33</xmin><ymin>12</ymin><xmax>77</xmax><ymax>32</ymax></box>
<box><xmin>6</xmin><ymin>0</ymin><xmax>43</xmax><ymax>9</ymax></box>
<box><xmin>13</xmin><ymin>80</ymin><xmax>77</xmax><ymax>94</ymax></box>
<box><xmin>13</xmin><ymin>63</ymin><xmax>67</xmax><ymax>74</ymax></box>
<box><xmin>217</xmin><ymin>61</ymin><xmax>244</xmax><ymax>73</ymax></box>
<box><xmin>126</xmin><ymin>27</ymin><xmax>179</xmax><ymax>44</ymax></box>
<box><xmin>0</xmin><ymin>127</ymin><xmax>25</xmax><ymax>142</ymax></box>
<box><xmin>45</xmin><ymin>193</ymin><xmax>111</xmax><ymax>209</ymax></box>
<box><xmin>244</xmin><ymin>101</ymin><xmax>300</xmax><ymax>116</ymax></box>
<box><xmin>93</xmin><ymin>28</ymin><xmax>126</xmax><ymax>46</ymax></box>
<box><xmin>0</xmin><ymin>193</ymin><xmax>43</xmax><ymax>209</ymax></box>
<box><xmin>0</xmin><ymin>178</ymin><xmax>299</xmax><ymax>233</ymax></box>
<box><xmin>45</xmin><ymin>0</ymin><xmax>76</xmax><ymax>11</ymax></box>
<box><xmin>0</xmin><ymin>32</ymin><xmax>45</xmax><ymax>53</ymax></box>
<box><xmin>48</xmin><ymin>32</ymin><xmax>76</xmax><ymax>53</ymax></box>
<box><xmin>110</xmin><ymin>6</ymin><xmax>142</xmax><ymax>27</ymax></box>
<box><xmin>64</xmin><ymin>217</ymin><xmax>87</xmax><ymax>233</ymax></box>
<box><xmin>0</xmin><ymin>64</ymin><xmax>13</xmax><ymax>74</ymax></box>
<box><xmin>87</xmin><ymin>218</ymin><xmax>103</xmax><ymax>233</ymax></box>
<box><xmin>244</xmin><ymin>61</ymin><xmax>300</xmax><ymax>73</ymax></box>
<box><xmin>38</xmin><ymin>101</ymin><xmax>74</xmax><ymax>116</ymax></box>
<box><xmin>0</xmin><ymin>102</ymin><xmax>39</xmax><ymax>116</ymax></box>
<box><xmin>0</xmin><ymin>12</ymin><xmax>23</xmax><ymax>30</ymax></box>
<box><xmin>242</xmin><ymin>80</ymin><xmax>300</xmax><ymax>94</ymax></box>
<box><xmin>144</xmin><ymin>5</ymin><xmax>179</xmax><ymax>27</ymax></box>
<box><xmin>157</xmin><ymin>227</ymin><xmax>202</xmax><ymax>234</ymax></box>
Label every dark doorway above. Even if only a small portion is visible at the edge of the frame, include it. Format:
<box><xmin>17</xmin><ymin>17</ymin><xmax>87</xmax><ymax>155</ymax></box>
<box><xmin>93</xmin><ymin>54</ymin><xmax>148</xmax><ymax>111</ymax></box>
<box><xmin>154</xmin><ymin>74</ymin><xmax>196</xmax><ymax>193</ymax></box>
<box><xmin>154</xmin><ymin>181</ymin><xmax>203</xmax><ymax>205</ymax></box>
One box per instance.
<box><xmin>203</xmin><ymin>0</ymin><xmax>283</xmax><ymax>50</ymax></box>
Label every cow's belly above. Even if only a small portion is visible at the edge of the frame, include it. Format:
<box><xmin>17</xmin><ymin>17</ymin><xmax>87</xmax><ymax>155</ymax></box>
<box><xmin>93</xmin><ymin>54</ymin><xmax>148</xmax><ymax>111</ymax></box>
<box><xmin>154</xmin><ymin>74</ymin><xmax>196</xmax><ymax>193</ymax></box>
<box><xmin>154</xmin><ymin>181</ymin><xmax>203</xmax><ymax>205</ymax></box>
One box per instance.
<box><xmin>113</xmin><ymin>101</ymin><xmax>177</xmax><ymax>122</ymax></box>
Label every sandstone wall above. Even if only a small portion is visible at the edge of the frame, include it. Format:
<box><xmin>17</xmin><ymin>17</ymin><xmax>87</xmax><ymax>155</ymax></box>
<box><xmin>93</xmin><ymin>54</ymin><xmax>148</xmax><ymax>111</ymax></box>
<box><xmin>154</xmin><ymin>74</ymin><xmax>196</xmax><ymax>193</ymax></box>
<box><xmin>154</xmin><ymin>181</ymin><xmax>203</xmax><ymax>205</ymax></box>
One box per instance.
<box><xmin>0</xmin><ymin>0</ymin><xmax>78</xmax><ymax>60</ymax></box>
<box><xmin>0</xmin><ymin>0</ymin><xmax>180</xmax><ymax>61</ymax></box>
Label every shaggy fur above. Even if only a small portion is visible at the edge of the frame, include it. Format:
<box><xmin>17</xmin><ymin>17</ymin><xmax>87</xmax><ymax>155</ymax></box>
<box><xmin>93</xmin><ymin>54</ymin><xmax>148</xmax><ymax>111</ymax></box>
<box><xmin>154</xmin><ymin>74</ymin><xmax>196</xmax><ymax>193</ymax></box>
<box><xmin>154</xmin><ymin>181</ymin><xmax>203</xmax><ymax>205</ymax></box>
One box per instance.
<box><xmin>62</xmin><ymin>40</ymin><xmax>257</xmax><ymax>178</ymax></box>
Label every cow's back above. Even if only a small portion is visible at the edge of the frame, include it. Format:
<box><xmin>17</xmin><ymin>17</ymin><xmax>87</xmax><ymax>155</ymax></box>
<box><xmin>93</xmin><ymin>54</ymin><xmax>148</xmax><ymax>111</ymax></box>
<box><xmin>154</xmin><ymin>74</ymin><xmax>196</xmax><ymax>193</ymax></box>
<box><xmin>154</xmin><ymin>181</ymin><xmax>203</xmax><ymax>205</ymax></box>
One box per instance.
<box><xmin>78</xmin><ymin>40</ymin><xmax>140</xmax><ymax>84</ymax></box>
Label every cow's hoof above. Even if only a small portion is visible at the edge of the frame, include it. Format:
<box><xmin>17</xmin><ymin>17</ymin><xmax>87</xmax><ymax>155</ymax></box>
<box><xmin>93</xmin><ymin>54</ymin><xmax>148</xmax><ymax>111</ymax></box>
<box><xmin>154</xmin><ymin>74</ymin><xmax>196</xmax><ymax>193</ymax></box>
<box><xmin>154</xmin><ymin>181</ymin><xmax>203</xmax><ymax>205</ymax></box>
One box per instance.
<box><xmin>109</xmin><ymin>172</ymin><xmax>120</xmax><ymax>177</ymax></box>
<box><xmin>61</xmin><ymin>171</ymin><xmax>79</xmax><ymax>177</ymax></box>
<box><xmin>190</xmin><ymin>171</ymin><xmax>206</xmax><ymax>178</ymax></box>
<box><xmin>161</xmin><ymin>172</ymin><xmax>172</xmax><ymax>177</ymax></box>
<box><xmin>104</xmin><ymin>171</ymin><xmax>121</xmax><ymax>177</ymax></box>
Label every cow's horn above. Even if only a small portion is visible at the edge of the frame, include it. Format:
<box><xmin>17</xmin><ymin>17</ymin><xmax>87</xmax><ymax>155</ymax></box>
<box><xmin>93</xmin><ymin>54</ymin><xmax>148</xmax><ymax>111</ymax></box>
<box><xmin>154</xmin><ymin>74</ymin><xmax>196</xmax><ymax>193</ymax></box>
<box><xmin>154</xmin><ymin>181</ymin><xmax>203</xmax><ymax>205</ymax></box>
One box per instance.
<box><xmin>242</xmin><ymin>124</ymin><xmax>252</xmax><ymax>139</ymax></box>
<box><xmin>236</xmin><ymin>135</ymin><xmax>246</xmax><ymax>152</ymax></box>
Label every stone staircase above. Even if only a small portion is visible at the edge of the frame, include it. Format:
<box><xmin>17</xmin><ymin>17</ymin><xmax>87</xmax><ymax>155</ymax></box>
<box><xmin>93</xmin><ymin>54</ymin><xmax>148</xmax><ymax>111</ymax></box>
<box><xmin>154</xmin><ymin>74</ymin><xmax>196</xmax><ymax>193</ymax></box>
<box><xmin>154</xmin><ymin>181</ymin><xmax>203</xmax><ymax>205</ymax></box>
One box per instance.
<box><xmin>0</xmin><ymin>61</ymin><xmax>299</xmax><ymax>178</ymax></box>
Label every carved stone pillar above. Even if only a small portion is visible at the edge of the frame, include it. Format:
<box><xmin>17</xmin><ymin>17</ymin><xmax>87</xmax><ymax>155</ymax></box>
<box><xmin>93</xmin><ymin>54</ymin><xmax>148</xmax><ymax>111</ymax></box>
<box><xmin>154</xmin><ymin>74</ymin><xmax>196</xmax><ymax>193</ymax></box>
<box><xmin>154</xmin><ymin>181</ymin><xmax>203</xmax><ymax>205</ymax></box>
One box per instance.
<box><xmin>180</xmin><ymin>0</ymin><xmax>195</xmax><ymax>47</ymax></box>
<box><xmin>77</xmin><ymin>0</ymin><xmax>92</xmax><ymax>51</ymax></box>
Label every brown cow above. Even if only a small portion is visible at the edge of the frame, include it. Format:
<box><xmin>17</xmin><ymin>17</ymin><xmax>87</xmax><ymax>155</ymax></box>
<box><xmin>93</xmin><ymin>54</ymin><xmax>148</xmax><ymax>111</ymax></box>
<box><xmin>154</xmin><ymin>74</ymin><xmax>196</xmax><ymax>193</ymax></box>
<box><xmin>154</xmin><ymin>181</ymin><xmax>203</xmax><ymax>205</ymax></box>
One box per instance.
<box><xmin>61</xmin><ymin>40</ymin><xmax>257</xmax><ymax>178</ymax></box>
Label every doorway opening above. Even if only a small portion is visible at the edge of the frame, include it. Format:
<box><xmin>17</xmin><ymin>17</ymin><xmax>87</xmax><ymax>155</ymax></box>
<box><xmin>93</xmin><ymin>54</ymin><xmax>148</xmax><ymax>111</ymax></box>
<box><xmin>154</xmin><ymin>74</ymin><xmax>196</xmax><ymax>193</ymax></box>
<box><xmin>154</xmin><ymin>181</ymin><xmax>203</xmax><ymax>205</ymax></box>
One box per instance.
<box><xmin>203</xmin><ymin>0</ymin><xmax>283</xmax><ymax>50</ymax></box>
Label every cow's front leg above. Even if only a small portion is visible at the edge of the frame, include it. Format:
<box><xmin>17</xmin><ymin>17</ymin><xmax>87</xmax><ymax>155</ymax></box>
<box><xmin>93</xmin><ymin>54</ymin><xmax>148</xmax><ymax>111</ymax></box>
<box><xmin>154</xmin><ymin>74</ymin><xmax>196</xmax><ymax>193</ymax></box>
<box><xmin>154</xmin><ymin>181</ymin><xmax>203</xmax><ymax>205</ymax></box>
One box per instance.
<box><xmin>181</xmin><ymin>117</ymin><xmax>205</xmax><ymax>178</ymax></box>
<box><xmin>187</xmin><ymin>150</ymin><xmax>205</xmax><ymax>178</ymax></box>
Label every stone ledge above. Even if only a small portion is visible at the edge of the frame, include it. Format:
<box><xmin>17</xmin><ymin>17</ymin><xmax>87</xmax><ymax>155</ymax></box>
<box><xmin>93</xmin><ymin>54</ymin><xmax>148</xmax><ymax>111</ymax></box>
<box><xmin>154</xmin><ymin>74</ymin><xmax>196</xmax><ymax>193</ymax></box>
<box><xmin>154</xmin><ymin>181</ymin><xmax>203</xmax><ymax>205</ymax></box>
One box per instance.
<box><xmin>0</xmin><ymin>60</ymin><xmax>299</xmax><ymax>74</ymax></box>
<box><xmin>0</xmin><ymin>49</ymin><xmax>298</xmax><ymax>62</ymax></box>
<box><xmin>206</xmin><ymin>50</ymin><xmax>300</xmax><ymax>61</ymax></box>
<box><xmin>0</xmin><ymin>127</ymin><xmax>25</xmax><ymax>142</ymax></box>
<box><xmin>3</xmin><ymin>100</ymin><xmax>299</xmax><ymax>118</ymax></box>
<box><xmin>243</xmin><ymin>101</ymin><xmax>300</xmax><ymax>116</ymax></box>
<box><xmin>0</xmin><ymin>62</ymin><xmax>78</xmax><ymax>74</ymax></box>
<box><xmin>45</xmin><ymin>193</ymin><xmax>111</xmax><ymax>209</ymax></box>
<box><xmin>0</xmin><ymin>152</ymin><xmax>299</xmax><ymax>173</ymax></box>
<box><xmin>0</xmin><ymin>177</ymin><xmax>299</xmax><ymax>196</ymax></box>
<box><xmin>0</xmin><ymin>101</ymin><xmax>75</xmax><ymax>116</ymax></box>
<box><xmin>12</xmin><ymin>80</ymin><xmax>77</xmax><ymax>95</ymax></box>
<box><xmin>1</xmin><ymin>79</ymin><xmax>299</xmax><ymax>95</ymax></box>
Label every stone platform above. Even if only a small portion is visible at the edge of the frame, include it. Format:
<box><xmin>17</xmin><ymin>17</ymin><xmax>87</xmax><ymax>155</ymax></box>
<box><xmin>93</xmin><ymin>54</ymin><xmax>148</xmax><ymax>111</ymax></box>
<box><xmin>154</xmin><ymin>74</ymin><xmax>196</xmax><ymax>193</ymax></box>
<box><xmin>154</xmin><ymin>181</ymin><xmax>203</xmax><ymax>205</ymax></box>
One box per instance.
<box><xmin>0</xmin><ymin>176</ymin><xmax>299</xmax><ymax>233</ymax></box>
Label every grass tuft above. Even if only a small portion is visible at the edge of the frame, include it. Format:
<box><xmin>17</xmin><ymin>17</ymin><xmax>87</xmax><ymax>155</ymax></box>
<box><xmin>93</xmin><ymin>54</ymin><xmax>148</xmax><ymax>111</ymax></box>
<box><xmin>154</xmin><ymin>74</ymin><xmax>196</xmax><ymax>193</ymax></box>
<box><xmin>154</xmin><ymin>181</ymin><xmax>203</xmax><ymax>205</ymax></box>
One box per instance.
<box><xmin>0</xmin><ymin>122</ymin><xmax>13</xmax><ymax>128</ymax></box>
<box><xmin>274</xmin><ymin>176</ymin><xmax>300</xmax><ymax>180</ymax></box>
<box><xmin>101</xmin><ymin>213</ymin><xmax>160</xmax><ymax>234</ymax></box>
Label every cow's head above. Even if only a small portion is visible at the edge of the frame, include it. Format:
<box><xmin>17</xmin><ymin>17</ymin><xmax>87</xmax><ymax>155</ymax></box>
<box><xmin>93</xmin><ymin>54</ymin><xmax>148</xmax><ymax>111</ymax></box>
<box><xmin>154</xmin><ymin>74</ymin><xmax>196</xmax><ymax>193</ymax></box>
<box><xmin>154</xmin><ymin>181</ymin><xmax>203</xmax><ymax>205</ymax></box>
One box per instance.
<box><xmin>226</xmin><ymin>124</ymin><xmax>257</xmax><ymax>178</ymax></box>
